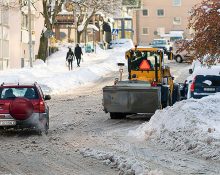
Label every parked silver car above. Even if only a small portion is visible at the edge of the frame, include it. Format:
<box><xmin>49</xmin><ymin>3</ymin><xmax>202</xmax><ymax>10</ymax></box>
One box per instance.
<box><xmin>173</xmin><ymin>39</ymin><xmax>193</xmax><ymax>63</ymax></box>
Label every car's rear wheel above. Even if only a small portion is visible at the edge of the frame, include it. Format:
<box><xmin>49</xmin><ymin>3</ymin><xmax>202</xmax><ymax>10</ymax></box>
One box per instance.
<box><xmin>38</xmin><ymin>117</ymin><xmax>49</xmax><ymax>135</ymax></box>
<box><xmin>175</xmin><ymin>55</ymin><xmax>183</xmax><ymax>63</ymax></box>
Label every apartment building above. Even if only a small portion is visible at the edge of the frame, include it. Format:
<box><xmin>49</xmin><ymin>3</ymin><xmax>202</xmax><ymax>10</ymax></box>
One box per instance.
<box><xmin>133</xmin><ymin>0</ymin><xmax>202</xmax><ymax>45</ymax></box>
<box><xmin>0</xmin><ymin>1</ymin><xmax>44</xmax><ymax>70</ymax></box>
<box><xmin>0</xmin><ymin>0</ymin><xmax>9</xmax><ymax>70</ymax></box>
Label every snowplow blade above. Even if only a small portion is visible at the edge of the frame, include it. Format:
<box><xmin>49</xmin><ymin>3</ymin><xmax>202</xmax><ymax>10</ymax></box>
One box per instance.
<box><xmin>103</xmin><ymin>85</ymin><xmax>161</xmax><ymax>114</ymax></box>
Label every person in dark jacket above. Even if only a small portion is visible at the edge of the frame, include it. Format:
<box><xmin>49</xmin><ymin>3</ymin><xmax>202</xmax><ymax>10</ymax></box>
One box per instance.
<box><xmin>66</xmin><ymin>48</ymin><xmax>74</xmax><ymax>70</ymax></box>
<box><xmin>74</xmin><ymin>44</ymin><xmax>83</xmax><ymax>67</ymax></box>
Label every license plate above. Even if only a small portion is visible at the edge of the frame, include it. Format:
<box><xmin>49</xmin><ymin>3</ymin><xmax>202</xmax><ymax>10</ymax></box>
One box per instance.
<box><xmin>0</xmin><ymin>120</ymin><xmax>16</xmax><ymax>126</ymax></box>
<box><xmin>204</xmin><ymin>88</ymin><xmax>215</xmax><ymax>92</ymax></box>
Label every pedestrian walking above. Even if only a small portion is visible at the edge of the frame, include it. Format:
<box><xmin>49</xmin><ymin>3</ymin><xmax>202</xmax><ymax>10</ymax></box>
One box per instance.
<box><xmin>66</xmin><ymin>47</ymin><xmax>74</xmax><ymax>70</ymax></box>
<box><xmin>74</xmin><ymin>44</ymin><xmax>83</xmax><ymax>67</ymax></box>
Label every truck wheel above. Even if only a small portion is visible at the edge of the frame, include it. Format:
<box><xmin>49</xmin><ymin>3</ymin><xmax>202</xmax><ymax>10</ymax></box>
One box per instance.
<box><xmin>162</xmin><ymin>90</ymin><xmax>172</xmax><ymax>108</ymax></box>
<box><xmin>175</xmin><ymin>55</ymin><xmax>183</xmax><ymax>63</ymax></box>
<box><xmin>172</xmin><ymin>84</ymin><xmax>180</xmax><ymax>104</ymax></box>
<box><xmin>168</xmin><ymin>91</ymin><xmax>173</xmax><ymax>106</ymax></box>
<box><xmin>110</xmin><ymin>113</ymin><xmax>126</xmax><ymax>119</ymax></box>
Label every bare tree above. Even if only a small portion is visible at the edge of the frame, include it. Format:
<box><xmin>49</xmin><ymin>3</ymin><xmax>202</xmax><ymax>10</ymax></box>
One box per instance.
<box><xmin>72</xmin><ymin>0</ymin><xmax>122</xmax><ymax>43</ymax></box>
<box><xmin>38</xmin><ymin>0</ymin><xmax>65</xmax><ymax>61</ymax></box>
<box><xmin>182</xmin><ymin>0</ymin><xmax>220</xmax><ymax>64</ymax></box>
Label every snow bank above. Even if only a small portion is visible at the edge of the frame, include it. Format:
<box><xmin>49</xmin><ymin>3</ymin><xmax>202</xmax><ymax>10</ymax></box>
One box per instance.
<box><xmin>0</xmin><ymin>40</ymin><xmax>133</xmax><ymax>95</ymax></box>
<box><xmin>80</xmin><ymin>148</ymin><xmax>163</xmax><ymax>175</ymax></box>
<box><xmin>129</xmin><ymin>93</ymin><xmax>220</xmax><ymax>160</ymax></box>
<box><xmin>111</xmin><ymin>39</ymin><xmax>134</xmax><ymax>49</ymax></box>
<box><xmin>192</xmin><ymin>65</ymin><xmax>220</xmax><ymax>76</ymax></box>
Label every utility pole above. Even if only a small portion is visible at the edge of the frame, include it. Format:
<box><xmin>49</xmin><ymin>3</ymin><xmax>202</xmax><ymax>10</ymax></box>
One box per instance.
<box><xmin>28</xmin><ymin>0</ymin><xmax>33</xmax><ymax>67</ymax></box>
<box><xmin>0</xmin><ymin>0</ymin><xmax>4</xmax><ymax>70</ymax></box>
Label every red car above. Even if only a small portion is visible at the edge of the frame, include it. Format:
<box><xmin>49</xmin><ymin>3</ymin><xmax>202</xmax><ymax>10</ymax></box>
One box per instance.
<box><xmin>0</xmin><ymin>82</ymin><xmax>51</xmax><ymax>135</ymax></box>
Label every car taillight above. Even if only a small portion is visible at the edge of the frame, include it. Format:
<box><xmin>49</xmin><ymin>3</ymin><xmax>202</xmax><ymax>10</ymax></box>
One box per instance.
<box><xmin>190</xmin><ymin>77</ymin><xmax>196</xmax><ymax>92</ymax></box>
<box><xmin>151</xmin><ymin>81</ymin><xmax>157</xmax><ymax>87</ymax></box>
<box><xmin>39</xmin><ymin>100</ymin><xmax>46</xmax><ymax>113</ymax></box>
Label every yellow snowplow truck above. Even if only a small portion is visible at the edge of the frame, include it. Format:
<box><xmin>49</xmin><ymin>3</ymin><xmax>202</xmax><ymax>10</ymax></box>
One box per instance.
<box><xmin>102</xmin><ymin>47</ymin><xmax>180</xmax><ymax>119</ymax></box>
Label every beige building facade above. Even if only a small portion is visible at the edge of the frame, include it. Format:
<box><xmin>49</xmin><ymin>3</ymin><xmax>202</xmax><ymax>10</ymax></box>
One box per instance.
<box><xmin>133</xmin><ymin>0</ymin><xmax>202</xmax><ymax>45</ymax></box>
<box><xmin>0</xmin><ymin>0</ymin><xmax>44</xmax><ymax>70</ymax></box>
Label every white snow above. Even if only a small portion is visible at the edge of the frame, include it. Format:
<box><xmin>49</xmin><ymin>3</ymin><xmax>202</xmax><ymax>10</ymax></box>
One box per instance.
<box><xmin>110</xmin><ymin>39</ymin><xmax>134</xmax><ymax>48</ymax></box>
<box><xmin>129</xmin><ymin>93</ymin><xmax>220</xmax><ymax>160</ymax></box>
<box><xmin>192</xmin><ymin>65</ymin><xmax>220</xmax><ymax>76</ymax></box>
<box><xmin>77</xmin><ymin>25</ymin><xmax>84</xmax><ymax>32</ymax></box>
<box><xmin>87</xmin><ymin>24</ymin><xmax>99</xmax><ymax>31</ymax></box>
<box><xmin>80</xmin><ymin>148</ymin><xmax>163</xmax><ymax>175</ymax></box>
<box><xmin>0</xmin><ymin>39</ymin><xmax>133</xmax><ymax>95</ymax></box>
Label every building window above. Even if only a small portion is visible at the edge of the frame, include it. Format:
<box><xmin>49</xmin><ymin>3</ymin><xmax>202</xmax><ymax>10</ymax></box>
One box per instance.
<box><xmin>173</xmin><ymin>0</ymin><xmax>181</xmax><ymax>6</ymax></box>
<box><xmin>21</xmin><ymin>14</ymin><xmax>35</xmax><ymax>30</ymax></box>
<box><xmin>142</xmin><ymin>28</ymin><xmax>149</xmax><ymax>35</ymax></box>
<box><xmin>142</xmin><ymin>9</ymin><xmax>148</xmax><ymax>16</ymax></box>
<box><xmin>157</xmin><ymin>27</ymin><xmax>165</xmax><ymax>35</ymax></box>
<box><xmin>114</xmin><ymin>20</ymin><xmax>121</xmax><ymax>29</ymax></box>
<box><xmin>21</xmin><ymin>13</ymin><xmax>28</xmax><ymax>29</ymax></box>
<box><xmin>2</xmin><ymin>40</ymin><xmax>9</xmax><ymax>58</ymax></box>
<box><xmin>124</xmin><ymin>20</ymin><xmax>132</xmax><ymax>29</ymax></box>
<box><xmin>157</xmin><ymin>9</ymin><xmax>164</xmax><ymax>17</ymax></box>
<box><xmin>173</xmin><ymin>17</ymin><xmax>181</xmax><ymax>25</ymax></box>
<box><xmin>125</xmin><ymin>31</ymin><xmax>132</xmax><ymax>39</ymax></box>
<box><xmin>1</xmin><ymin>9</ymin><xmax>9</xmax><ymax>25</ymax></box>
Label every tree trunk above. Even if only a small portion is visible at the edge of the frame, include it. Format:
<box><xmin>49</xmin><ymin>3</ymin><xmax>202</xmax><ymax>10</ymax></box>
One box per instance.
<box><xmin>77</xmin><ymin>31</ymin><xmax>83</xmax><ymax>43</ymax></box>
<box><xmin>37</xmin><ymin>33</ymin><xmax>48</xmax><ymax>62</ymax></box>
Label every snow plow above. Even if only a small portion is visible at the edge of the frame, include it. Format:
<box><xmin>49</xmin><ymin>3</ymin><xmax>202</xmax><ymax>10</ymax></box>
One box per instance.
<box><xmin>103</xmin><ymin>47</ymin><xmax>180</xmax><ymax>119</ymax></box>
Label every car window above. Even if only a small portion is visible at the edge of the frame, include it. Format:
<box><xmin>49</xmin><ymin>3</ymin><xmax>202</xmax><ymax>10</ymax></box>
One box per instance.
<box><xmin>152</xmin><ymin>40</ymin><xmax>167</xmax><ymax>45</ymax></box>
<box><xmin>195</xmin><ymin>75</ymin><xmax>220</xmax><ymax>87</ymax></box>
<box><xmin>0</xmin><ymin>87</ymin><xmax>39</xmax><ymax>99</ymax></box>
<box><xmin>130</xmin><ymin>51</ymin><xmax>160</xmax><ymax>71</ymax></box>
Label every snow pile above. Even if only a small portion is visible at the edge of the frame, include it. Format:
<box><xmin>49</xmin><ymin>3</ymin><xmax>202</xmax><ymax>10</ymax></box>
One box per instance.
<box><xmin>192</xmin><ymin>65</ymin><xmax>220</xmax><ymax>76</ymax></box>
<box><xmin>111</xmin><ymin>39</ymin><xmax>134</xmax><ymax>48</ymax></box>
<box><xmin>0</xmin><ymin>40</ymin><xmax>133</xmax><ymax>95</ymax></box>
<box><xmin>129</xmin><ymin>93</ymin><xmax>220</xmax><ymax>160</ymax></box>
<box><xmin>80</xmin><ymin>148</ymin><xmax>163</xmax><ymax>175</ymax></box>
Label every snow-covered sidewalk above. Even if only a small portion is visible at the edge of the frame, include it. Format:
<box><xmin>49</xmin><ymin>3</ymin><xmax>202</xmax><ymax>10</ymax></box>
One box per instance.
<box><xmin>0</xmin><ymin>39</ymin><xmax>133</xmax><ymax>94</ymax></box>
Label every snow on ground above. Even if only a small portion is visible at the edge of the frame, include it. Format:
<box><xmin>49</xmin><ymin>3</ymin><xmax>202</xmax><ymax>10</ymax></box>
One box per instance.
<box><xmin>80</xmin><ymin>148</ymin><xmax>163</xmax><ymax>175</ymax></box>
<box><xmin>0</xmin><ymin>39</ymin><xmax>133</xmax><ymax>94</ymax></box>
<box><xmin>129</xmin><ymin>93</ymin><xmax>220</xmax><ymax>160</ymax></box>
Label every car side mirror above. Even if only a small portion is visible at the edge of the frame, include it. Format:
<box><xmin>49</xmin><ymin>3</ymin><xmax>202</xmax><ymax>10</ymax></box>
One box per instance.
<box><xmin>189</xmin><ymin>69</ymin><xmax>193</xmax><ymax>74</ymax></box>
<box><xmin>44</xmin><ymin>95</ymin><xmax>51</xmax><ymax>100</ymax></box>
